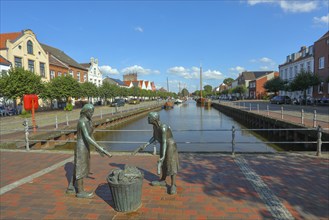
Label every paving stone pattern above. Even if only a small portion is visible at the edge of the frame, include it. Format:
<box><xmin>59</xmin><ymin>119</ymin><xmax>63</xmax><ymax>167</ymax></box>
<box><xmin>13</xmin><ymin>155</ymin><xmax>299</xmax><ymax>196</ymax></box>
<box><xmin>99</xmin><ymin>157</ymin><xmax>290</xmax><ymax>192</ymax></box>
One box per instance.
<box><xmin>0</xmin><ymin>151</ymin><xmax>328</xmax><ymax>219</ymax></box>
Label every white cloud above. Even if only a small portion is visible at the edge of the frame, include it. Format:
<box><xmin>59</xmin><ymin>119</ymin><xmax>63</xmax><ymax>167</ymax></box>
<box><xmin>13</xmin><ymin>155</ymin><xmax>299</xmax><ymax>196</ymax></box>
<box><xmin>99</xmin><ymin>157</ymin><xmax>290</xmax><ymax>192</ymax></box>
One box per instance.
<box><xmin>250</xmin><ymin>57</ymin><xmax>276</xmax><ymax>70</ymax></box>
<box><xmin>167</xmin><ymin>66</ymin><xmax>224</xmax><ymax>80</ymax></box>
<box><xmin>259</xmin><ymin>57</ymin><xmax>273</xmax><ymax>63</ymax></box>
<box><xmin>260</xmin><ymin>66</ymin><xmax>270</xmax><ymax>70</ymax></box>
<box><xmin>121</xmin><ymin>65</ymin><xmax>159</xmax><ymax>75</ymax></box>
<box><xmin>247</xmin><ymin>0</ymin><xmax>319</xmax><ymax>13</ymax></box>
<box><xmin>203</xmin><ymin>69</ymin><xmax>224</xmax><ymax>80</ymax></box>
<box><xmin>134</xmin><ymin>26</ymin><xmax>144</xmax><ymax>32</ymax></box>
<box><xmin>229</xmin><ymin>66</ymin><xmax>246</xmax><ymax>73</ymax></box>
<box><xmin>313</xmin><ymin>13</ymin><xmax>329</xmax><ymax>25</ymax></box>
<box><xmin>99</xmin><ymin>65</ymin><xmax>120</xmax><ymax>75</ymax></box>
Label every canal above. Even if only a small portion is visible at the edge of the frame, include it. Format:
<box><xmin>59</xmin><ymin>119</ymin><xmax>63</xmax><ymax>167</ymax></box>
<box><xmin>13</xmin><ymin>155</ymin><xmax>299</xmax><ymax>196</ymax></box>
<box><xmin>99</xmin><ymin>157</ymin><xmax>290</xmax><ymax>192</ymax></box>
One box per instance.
<box><xmin>91</xmin><ymin>100</ymin><xmax>276</xmax><ymax>153</ymax></box>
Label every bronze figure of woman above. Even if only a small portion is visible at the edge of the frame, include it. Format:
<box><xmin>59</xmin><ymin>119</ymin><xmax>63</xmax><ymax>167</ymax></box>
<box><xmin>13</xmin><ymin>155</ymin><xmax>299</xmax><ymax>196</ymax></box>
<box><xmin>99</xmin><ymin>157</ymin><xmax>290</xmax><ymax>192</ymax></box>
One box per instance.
<box><xmin>66</xmin><ymin>104</ymin><xmax>111</xmax><ymax>198</ymax></box>
<box><xmin>133</xmin><ymin>112</ymin><xmax>179</xmax><ymax>194</ymax></box>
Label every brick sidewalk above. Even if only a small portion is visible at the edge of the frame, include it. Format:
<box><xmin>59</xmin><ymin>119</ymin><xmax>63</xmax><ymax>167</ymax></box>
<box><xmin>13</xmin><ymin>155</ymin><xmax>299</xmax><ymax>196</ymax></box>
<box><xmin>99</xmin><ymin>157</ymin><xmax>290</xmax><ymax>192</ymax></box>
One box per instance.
<box><xmin>0</xmin><ymin>151</ymin><xmax>328</xmax><ymax>219</ymax></box>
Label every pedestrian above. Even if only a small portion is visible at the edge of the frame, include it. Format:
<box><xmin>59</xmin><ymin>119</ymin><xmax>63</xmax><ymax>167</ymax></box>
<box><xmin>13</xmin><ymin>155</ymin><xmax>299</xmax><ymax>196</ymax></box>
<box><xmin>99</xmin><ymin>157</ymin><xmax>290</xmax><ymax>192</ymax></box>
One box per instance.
<box><xmin>66</xmin><ymin>104</ymin><xmax>112</xmax><ymax>198</ymax></box>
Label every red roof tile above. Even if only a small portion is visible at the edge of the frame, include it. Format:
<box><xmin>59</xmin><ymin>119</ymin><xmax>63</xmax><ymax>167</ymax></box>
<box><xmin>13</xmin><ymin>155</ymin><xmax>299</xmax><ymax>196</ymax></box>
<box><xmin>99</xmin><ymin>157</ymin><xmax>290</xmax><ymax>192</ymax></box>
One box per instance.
<box><xmin>0</xmin><ymin>32</ymin><xmax>22</xmax><ymax>49</ymax></box>
<box><xmin>0</xmin><ymin>55</ymin><xmax>11</xmax><ymax>66</ymax></box>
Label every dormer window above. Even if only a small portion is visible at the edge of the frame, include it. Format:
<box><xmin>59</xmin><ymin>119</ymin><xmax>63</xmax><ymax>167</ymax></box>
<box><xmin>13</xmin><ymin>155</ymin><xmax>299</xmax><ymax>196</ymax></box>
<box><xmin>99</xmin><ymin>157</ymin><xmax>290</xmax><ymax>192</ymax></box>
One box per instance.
<box><xmin>27</xmin><ymin>40</ymin><xmax>33</xmax><ymax>54</ymax></box>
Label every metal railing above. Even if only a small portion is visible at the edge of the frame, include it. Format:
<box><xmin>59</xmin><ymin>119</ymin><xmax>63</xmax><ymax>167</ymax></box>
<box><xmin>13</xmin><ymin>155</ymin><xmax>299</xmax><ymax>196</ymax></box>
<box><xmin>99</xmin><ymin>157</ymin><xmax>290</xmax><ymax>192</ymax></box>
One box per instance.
<box><xmin>219</xmin><ymin>101</ymin><xmax>329</xmax><ymax>129</ymax></box>
<box><xmin>7</xmin><ymin>122</ymin><xmax>329</xmax><ymax>157</ymax></box>
<box><xmin>0</xmin><ymin>101</ymin><xmax>164</xmax><ymax>135</ymax></box>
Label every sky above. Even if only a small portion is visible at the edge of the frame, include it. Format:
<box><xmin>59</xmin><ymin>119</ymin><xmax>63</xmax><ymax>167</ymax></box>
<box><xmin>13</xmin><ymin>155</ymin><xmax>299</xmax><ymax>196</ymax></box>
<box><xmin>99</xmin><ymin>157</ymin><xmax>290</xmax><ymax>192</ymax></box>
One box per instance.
<box><xmin>1</xmin><ymin>0</ymin><xmax>328</xmax><ymax>93</ymax></box>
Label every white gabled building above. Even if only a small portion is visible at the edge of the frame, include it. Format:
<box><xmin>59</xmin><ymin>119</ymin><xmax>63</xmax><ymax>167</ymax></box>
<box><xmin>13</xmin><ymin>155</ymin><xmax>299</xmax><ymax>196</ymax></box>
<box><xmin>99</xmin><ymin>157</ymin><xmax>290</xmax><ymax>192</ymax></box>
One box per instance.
<box><xmin>81</xmin><ymin>57</ymin><xmax>103</xmax><ymax>87</ymax></box>
<box><xmin>278</xmin><ymin>45</ymin><xmax>314</xmax><ymax>99</ymax></box>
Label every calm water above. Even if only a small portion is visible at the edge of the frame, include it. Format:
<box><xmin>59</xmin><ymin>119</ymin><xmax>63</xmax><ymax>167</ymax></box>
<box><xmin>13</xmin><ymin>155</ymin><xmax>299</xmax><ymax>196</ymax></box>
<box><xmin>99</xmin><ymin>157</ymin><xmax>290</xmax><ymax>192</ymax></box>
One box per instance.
<box><xmin>95</xmin><ymin>100</ymin><xmax>276</xmax><ymax>153</ymax></box>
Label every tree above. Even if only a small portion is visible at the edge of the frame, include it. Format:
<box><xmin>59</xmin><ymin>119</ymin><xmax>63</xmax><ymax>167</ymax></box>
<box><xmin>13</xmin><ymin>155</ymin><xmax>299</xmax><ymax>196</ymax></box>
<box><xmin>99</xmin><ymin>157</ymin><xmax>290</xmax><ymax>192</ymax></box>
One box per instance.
<box><xmin>80</xmin><ymin>82</ymin><xmax>98</xmax><ymax>103</ymax></box>
<box><xmin>204</xmin><ymin>85</ymin><xmax>212</xmax><ymax>94</ymax></box>
<box><xmin>0</xmin><ymin>68</ymin><xmax>44</xmax><ymax>106</ymax></box>
<box><xmin>49</xmin><ymin>75</ymin><xmax>81</xmax><ymax>103</ymax></box>
<box><xmin>289</xmin><ymin>69</ymin><xmax>319</xmax><ymax>102</ymax></box>
<box><xmin>233</xmin><ymin>85</ymin><xmax>247</xmax><ymax>99</ymax></box>
<box><xmin>99</xmin><ymin>82</ymin><xmax>116</xmax><ymax>104</ymax></box>
<box><xmin>223</xmin><ymin>78</ymin><xmax>234</xmax><ymax>86</ymax></box>
<box><xmin>181</xmin><ymin>88</ymin><xmax>189</xmax><ymax>97</ymax></box>
<box><xmin>263</xmin><ymin>77</ymin><xmax>286</xmax><ymax>96</ymax></box>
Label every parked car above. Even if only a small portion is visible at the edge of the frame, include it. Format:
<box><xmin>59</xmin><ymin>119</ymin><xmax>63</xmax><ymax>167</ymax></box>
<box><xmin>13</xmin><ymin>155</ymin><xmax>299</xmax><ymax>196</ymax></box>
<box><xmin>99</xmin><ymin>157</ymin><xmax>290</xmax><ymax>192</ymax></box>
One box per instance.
<box><xmin>318</xmin><ymin>97</ymin><xmax>329</xmax><ymax>106</ymax></box>
<box><xmin>111</xmin><ymin>99</ymin><xmax>125</xmax><ymax>107</ymax></box>
<box><xmin>270</xmin><ymin>96</ymin><xmax>291</xmax><ymax>104</ymax></box>
<box><xmin>129</xmin><ymin>98</ymin><xmax>140</xmax><ymax>105</ymax></box>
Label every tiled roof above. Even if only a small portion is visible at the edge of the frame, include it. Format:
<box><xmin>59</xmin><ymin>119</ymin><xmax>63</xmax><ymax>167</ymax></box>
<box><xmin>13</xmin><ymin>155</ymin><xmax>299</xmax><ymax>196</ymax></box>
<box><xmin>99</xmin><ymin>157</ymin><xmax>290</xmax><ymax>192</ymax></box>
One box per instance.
<box><xmin>110</xmin><ymin>78</ymin><xmax>125</xmax><ymax>86</ymax></box>
<box><xmin>315</xmin><ymin>31</ymin><xmax>329</xmax><ymax>42</ymax></box>
<box><xmin>0</xmin><ymin>55</ymin><xmax>11</xmax><ymax>66</ymax></box>
<box><xmin>240</xmin><ymin>71</ymin><xmax>273</xmax><ymax>80</ymax></box>
<box><xmin>80</xmin><ymin>63</ymin><xmax>90</xmax><ymax>68</ymax></box>
<box><xmin>123</xmin><ymin>81</ymin><xmax>132</xmax><ymax>86</ymax></box>
<box><xmin>49</xmin><ymin>54</ymin><xmax>68</xmax><ymax>68</ymax></box>
<box><xmin>0</xmin><ymin>32</ymin><xmax>22</xmax><ymax>49</ymax></box>
<box><xmin>41</xmin><ymin>43</ymin><xmax>87</xmax><ymax>70</ymax></box>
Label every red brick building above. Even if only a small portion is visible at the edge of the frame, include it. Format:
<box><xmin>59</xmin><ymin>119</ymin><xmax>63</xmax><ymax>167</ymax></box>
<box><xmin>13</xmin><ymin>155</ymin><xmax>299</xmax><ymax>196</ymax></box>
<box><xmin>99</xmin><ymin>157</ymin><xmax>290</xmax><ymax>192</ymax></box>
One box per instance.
<box><xmin>249</xmin><ymin>71</ymin><xmax>279</xmax><ymax>99</ymax></box>
<box><xmin>313</xmin><ymin>31</ymin><xmax>329</xmax><ymax>99</ymax></box>
<box><xmin>41</xmin><ymin>43</ymin><xmax>87</xmax><ymax>82</ymax></box>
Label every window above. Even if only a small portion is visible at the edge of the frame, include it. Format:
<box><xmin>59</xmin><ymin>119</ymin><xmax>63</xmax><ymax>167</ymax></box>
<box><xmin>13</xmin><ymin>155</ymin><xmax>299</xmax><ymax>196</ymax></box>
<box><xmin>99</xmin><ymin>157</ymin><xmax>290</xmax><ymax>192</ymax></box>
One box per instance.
<box><xmin>300</xmin><ymin>63</ymin><xmax>304</xmax><ymax>71</ymax></box>
<box><xmin>40</xmin><ymin>62</ymin><xmax>45</xmax><ymax>77</ymax></box>
<box><xmin>28</xmin><ymin>60</ymin><xmax>34</xmax><ymax>72</ymax></box>
<box><xmin>27</xmin><ymin>40</ymin><xmax>33</xmax><ymax>54</ymax></box>
<box><xmin>58</xmin><ymin>71</ymin><xmax>62</xmax><ymax>77</ymax></box>
<box><xmin>50</xmin><ymin>70</ymin><xmax>55</xmax><ymax>79</ymax></box>
<box><xmin>319</xmin><ymin>57</ymin><xmax>324</xmax><ymax>69</ymax></box>
<box><xmin>77</xmin><ymin>72</ymin><xmax>80</xmax><ymax>81</ymax></box>
<box><xmin>307</xmin><ymin>62</ymin><xmax>311</xmax><ymax>72</ymax></box>
<box><xmin>69</xmin><ymin>70</ymin><xmax>73</xmax><ymax>77</ymax></box>
<box><xmin>1</xmin><ymin>70</ymin><xmax>8</xmax><ymax>76</ymax></box>
<box><xmin>84</xmin><ymin>75</ymin><xmax>87</xmax><ymax>82</ymax></box>
<box><xmin>294</xmin><ymin>66</ymin><xmax>298</xmax><ymax>74</ymax></box>
<box><xmin>14</xmin><ymin>57</ymin><xmax>22</xmax><ymax>68</ymax></box>
<box><xmin>284</xmin><ymin>69</ymin><xmax>288</xmax><ymax>80</ymax></box>
<box><xmin>318</xmin><ymin>82</ymin><xmax>324</xmax><ymax>94</ymax></box>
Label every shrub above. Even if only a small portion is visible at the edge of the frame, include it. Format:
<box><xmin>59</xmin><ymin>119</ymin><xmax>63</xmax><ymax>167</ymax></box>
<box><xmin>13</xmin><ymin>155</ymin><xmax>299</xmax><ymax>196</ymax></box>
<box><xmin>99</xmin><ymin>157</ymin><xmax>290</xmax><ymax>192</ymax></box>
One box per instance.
<box><xmin>64</xmin><ymin>103</ymin><xmax>73</xmax><ymax>111</ymax></box>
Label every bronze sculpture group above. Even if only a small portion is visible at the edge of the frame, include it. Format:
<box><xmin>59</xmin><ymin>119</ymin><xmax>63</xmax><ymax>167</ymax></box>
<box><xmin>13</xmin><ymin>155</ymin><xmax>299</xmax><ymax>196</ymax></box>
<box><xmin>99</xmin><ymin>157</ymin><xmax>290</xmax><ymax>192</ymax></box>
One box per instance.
<box><xmin>66</xmin><ymin>104</ymin><xmax>179</xmax><ymax>198</ymax></box>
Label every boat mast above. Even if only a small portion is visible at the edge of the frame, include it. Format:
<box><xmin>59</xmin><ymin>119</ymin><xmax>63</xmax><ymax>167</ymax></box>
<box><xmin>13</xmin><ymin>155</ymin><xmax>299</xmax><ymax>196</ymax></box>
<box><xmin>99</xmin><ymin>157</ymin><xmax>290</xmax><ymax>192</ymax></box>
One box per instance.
<box><xmin>200</xmin><ymin>65</ymin><xmax>202</xmax><ymax>98</ymax></box>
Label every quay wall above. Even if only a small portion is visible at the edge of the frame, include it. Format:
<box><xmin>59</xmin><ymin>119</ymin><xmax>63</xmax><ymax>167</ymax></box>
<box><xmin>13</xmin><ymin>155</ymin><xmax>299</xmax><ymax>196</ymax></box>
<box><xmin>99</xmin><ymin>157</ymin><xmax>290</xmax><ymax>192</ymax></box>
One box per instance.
<box><xmin>212</xmin><ymin>103</ymin><xmax>328</xmax><ymax>150</ymax></box>
<box><xmin>20</xmin><ymin>104</ymin><xmax>163</xmax><ymax>150</ymax></box>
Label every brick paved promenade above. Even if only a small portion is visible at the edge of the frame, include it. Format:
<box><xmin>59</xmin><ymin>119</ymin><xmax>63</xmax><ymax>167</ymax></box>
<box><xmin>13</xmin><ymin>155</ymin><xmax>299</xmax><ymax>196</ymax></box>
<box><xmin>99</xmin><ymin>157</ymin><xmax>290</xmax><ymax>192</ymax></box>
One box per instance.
<box><xmin>0</xmin><ymin>150</ymin><xmax>328</xmax><ymax>220</ymax></box>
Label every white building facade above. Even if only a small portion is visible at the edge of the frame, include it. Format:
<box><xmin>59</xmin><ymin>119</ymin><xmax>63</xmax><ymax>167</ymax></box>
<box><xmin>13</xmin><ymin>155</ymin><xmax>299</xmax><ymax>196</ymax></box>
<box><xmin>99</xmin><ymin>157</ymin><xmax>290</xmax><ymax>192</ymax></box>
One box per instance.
<box><xmin>279</xmin><ymin>46</ymin><xmax>314</xmax><ymax>99</ymax></box>
<box><xmin>87</xmin><ymin>57</ymin><xmax>103</xmax><ymax>87</ymax></box>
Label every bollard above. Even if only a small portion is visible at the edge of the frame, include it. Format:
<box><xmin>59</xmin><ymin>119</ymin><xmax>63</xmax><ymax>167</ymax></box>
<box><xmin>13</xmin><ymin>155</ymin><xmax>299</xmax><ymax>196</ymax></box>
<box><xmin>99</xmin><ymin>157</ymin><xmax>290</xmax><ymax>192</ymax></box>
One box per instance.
<box><xmin>313</xmin><ymin>110</ymin><xmax>317</xmax><ymax>128</ymax></box>
<box><xmin>316</xmin><ymin>125</ymin><xmax>322</xmax><ymax>156</ymax></box>
<box><xmin>257</xmin><ymin>104</ymin><xmax>259</xmax><ymax>113</ymax></box>
<box><xmin>23</xmin><ymin>119</ymin><xmax>30</xmax><ymax>151</ymax></box>
<box><xmin>267</xmin><ymin>105</ymin><xmax>269</xmax><ymax>116</ymax></box>
<box><xmin>301</xmin><ymin>109</ymin><xmax>304</xmax><ymax>125</ymax></box>
<box><xmin>66</xmin><ymin>113</ymin><xmax>69</xmax><ymax>126</ymax></box>
<box><xmin>153</xmin><ymin>144</ymin><xmax>156</xmax><ymax>155</ymax></box>
<box><xmin>231</xmin><ymin>126</ymin><xmax>235</xmax><ymax>156</ymax></box>
<box><xmin>55</xmin><ymin>115</ymin><xmax>58</xmax><ymax>129</ymax></box>
<box><xmin>281</xmin><ymin>106</ymin><xmax>283</xmax><ymax>119</ymax></box>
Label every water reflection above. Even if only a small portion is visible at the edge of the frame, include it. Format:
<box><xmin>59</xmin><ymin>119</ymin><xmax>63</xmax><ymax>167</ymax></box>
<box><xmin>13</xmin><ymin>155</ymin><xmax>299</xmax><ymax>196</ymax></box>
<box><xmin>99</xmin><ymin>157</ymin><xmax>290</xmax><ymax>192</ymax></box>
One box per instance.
<box><xmin>95</xmin><ymin>100</ymin><xmax>275</xmax><ymax>153</ymax></box>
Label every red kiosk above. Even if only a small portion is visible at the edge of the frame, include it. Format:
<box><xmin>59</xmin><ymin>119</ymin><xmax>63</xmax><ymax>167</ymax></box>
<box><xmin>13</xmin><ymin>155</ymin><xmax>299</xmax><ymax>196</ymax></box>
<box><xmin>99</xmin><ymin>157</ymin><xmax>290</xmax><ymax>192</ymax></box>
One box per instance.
<box><xmin>23</xmin><ymin>94</ymin><xmax>39</xmax><ymax>132</ymax></box>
